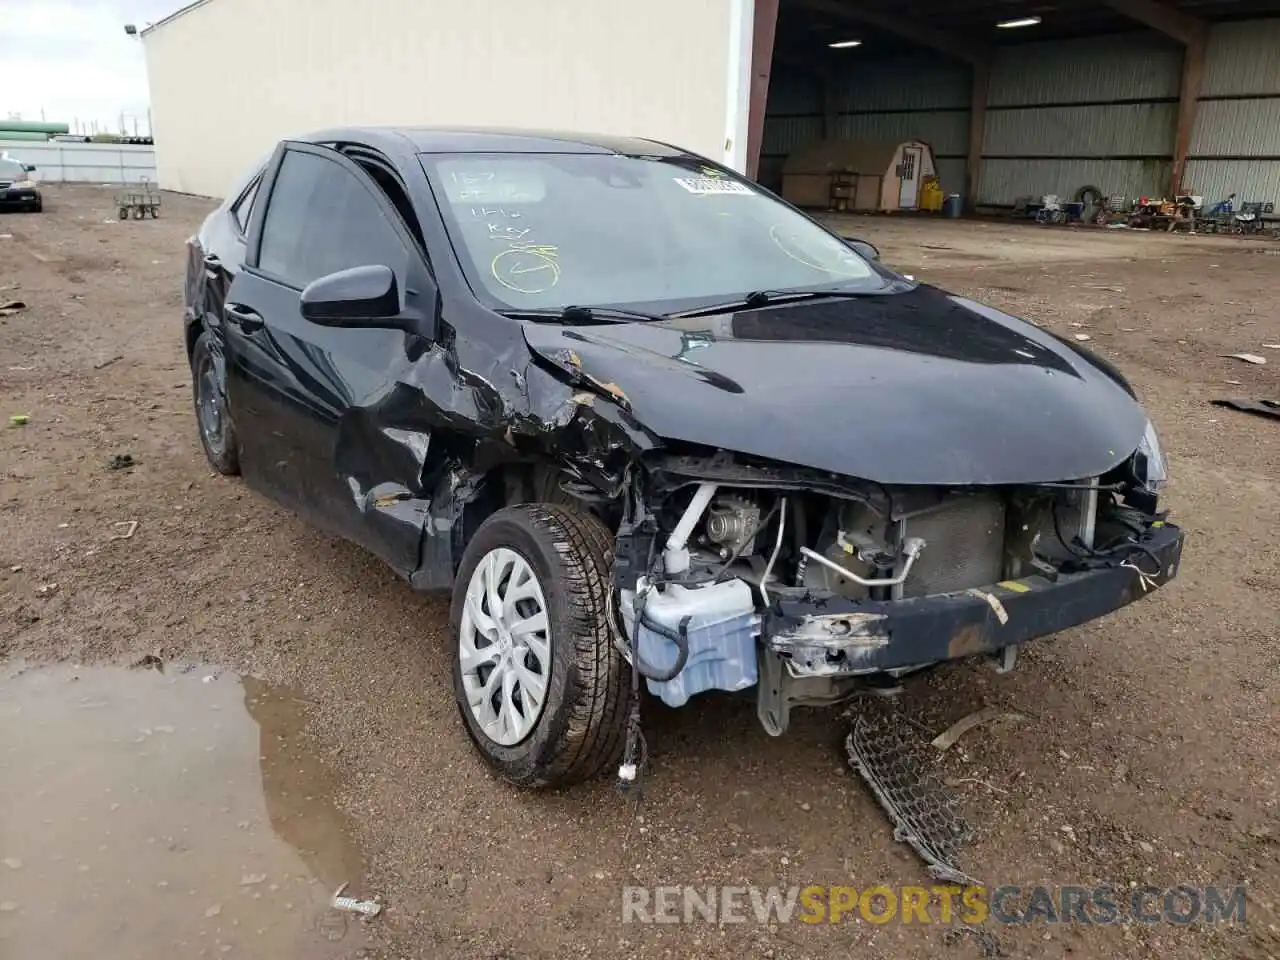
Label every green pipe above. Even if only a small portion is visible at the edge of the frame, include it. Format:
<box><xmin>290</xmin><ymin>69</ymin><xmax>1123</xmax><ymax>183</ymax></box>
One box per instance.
<box><xmin>0</xmin><ymin>121</ymin><xmax>69</xmax><ymax>134</ymax></box>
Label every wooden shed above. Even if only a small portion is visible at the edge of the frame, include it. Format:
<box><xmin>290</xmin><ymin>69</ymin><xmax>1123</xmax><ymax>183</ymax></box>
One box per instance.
<box><xmin>781</xmin><ymin>139</ymin><xmax>937</xmax><ymax>213</ymax></box>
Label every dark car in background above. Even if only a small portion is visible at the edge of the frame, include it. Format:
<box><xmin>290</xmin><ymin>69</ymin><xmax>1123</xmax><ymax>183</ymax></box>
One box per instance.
<box><xmin>0</xmin><ymin>158</ymin><xmax>42</xmax><ymax>212</ymax></box>
<box><xmin>181</xmin><ymin>127</ymin><xmax>1183</xmax><ymax>789</ymax></box>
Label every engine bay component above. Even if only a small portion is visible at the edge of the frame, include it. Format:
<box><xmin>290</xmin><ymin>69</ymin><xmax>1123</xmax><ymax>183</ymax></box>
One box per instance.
<box><xmin>900</xmin><ymin>496</ymin><xmax>1005</xmax><ymax>598</ymax></box>
<box><xmin>703</xmin><ymin>494</ymin><xmax>761</xmax><ymax>558</ymax></box>
<box><xmin>799</xmin><ymin>537</ymin><xmax>926</xmax><ymax>589</ymax></box>
<box><xmin>620</xmin><ymin>577</ymin><xmax>759</xmax><ymax>707</ymax></box>
<box><xmin>663</xmin><ymin>482</ymin><xmax>717</xmax><ymax>574</ymax></box>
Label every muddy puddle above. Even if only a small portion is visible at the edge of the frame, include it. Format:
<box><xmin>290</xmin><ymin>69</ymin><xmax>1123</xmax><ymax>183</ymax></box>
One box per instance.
<box><xmin>0</xmin><ymin>663</ymin><xmax>373</xmax><ymax>959</ymax></box>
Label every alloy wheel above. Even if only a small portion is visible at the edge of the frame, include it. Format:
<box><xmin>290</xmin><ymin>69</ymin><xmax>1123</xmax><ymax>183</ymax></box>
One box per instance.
<box><xmin>196</xmin><ymin>354</ymin><xmax>225</xmax><ymax>457</ymax></box>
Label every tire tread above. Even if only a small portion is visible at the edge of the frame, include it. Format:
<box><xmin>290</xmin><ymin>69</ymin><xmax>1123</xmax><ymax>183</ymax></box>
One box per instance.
<box><xmin>450</xmin><ymin>503</ymin><xmax>631</xmax><ymax>788</ymax></box>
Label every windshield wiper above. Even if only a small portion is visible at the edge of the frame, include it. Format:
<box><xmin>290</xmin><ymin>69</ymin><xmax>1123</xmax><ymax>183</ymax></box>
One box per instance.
<box><xmin>497</xmin><ymin>305</ymin><xmax>669</xmax><ymax>325</ymax></box>
<box><xmin>671</xmin><ymin>285</ymin><xmax>905</xmax><ymax>320</ymax></box>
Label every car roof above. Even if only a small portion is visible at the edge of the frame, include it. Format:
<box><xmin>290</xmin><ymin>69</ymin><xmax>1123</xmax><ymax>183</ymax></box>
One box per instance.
<box><xmin>299</xmin><ymin>126</ymin><xmax>691</xmax><ymax>158</ymax></box>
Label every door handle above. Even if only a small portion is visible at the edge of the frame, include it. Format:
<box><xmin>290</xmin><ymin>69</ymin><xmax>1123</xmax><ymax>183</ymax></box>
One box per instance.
<box><xmin>225</xmin><ymin>302</ymin><xmax>265</xmax><ymax>334</ymax></box>
<box><xmin>203</xmin><ymin>254</ymin><xmax>221</xmax><ymax>267</ymax></box>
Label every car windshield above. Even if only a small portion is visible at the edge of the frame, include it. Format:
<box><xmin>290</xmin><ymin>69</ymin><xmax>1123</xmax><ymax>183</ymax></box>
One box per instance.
<box><xmin>0</xmin><ymin>160</ymin><xmax>26</xmax><ymax>180</ymax></box>
<box><xmin>420</xmin><ymin>152</ymin><xmax>882</xmax><ymax>314</ymax></box>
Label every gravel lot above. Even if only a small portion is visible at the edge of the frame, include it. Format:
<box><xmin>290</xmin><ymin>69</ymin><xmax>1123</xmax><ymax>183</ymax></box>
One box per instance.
<box><xmin>2</xmin><ymin>184</ymin><xmax>1278</xmax><ymax>960</ymax></box>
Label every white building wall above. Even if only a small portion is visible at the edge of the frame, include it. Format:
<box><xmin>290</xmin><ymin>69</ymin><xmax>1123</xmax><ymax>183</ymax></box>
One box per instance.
<box><xmin>144</xmin><ymin>0</ymin><xmax>745</xmax><ymax>199</ymax></box>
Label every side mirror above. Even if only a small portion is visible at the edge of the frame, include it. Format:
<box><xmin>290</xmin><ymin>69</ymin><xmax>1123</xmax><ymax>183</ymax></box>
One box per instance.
<box><xmin>846</xmin><ymin>238</ymin><xmax>880</xmax><ymax>261</ymax></box>
<box><xmin>300</xmin><ymin>264</ymin><xmax>405</xmax><ymax>328</ymax></box>
<box><xmin>24</xmin><ymin>165</ymin><xmax>36</xmax><ymax>173</ymax></box>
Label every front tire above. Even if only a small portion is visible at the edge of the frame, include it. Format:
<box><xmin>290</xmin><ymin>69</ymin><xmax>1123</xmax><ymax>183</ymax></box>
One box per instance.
<box><xmin>191</xmin><ymin>330</ymin><xmax>239</xmax><ymax>475</ymax></box>
<box><xmin>449</xmin><ymin>504</ymin><xmax>630</xmax><ymax>788</ymax></box>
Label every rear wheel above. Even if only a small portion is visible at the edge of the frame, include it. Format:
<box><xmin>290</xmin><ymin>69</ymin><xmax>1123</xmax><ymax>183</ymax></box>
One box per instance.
<box><xmin>449</xmin><ymin>504</ymin><xmax>630</xmax><ymax>788</ymax></box>
<box><xmin>191</xmin><ymin>331</ymin><xmax>239</xmax><ymax>475</ymax></box>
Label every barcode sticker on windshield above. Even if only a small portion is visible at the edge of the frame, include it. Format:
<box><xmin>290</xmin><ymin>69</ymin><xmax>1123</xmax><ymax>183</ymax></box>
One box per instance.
<box><xmin>673</xmin><ymin>177</ymin><xmax>753</xmax><ymax>196</ymax></box>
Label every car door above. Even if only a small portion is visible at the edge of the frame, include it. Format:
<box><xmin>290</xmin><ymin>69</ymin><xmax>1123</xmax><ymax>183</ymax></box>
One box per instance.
<box><xmin>221</xmin><ymin>141</ymin><xmax>438</xmax><ymax>576</ymax></box>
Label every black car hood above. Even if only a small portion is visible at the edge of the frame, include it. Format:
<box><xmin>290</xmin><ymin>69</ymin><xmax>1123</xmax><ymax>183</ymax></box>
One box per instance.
<box><xmin>522</xmin><ymin>284</ymin><xmax>1149</xmax><ymax>486</ymax></box>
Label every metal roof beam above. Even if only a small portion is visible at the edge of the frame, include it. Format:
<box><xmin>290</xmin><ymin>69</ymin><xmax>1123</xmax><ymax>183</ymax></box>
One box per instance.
<box><xmin>1102</xmin><ymin>0</ymin><xmax>1207</xmax><ymax>45</ymax></box>
<box><xmin>792</xmin><ymin>0</ymin><xmax>991</xmax><ymax>65</ymax></box>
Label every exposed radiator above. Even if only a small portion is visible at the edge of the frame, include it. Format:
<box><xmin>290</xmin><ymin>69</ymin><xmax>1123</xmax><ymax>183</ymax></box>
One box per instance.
<box><xmin>901</xmin><ymin>495</ymin><xmax>1006</xmax><ymax>598</ymax></box>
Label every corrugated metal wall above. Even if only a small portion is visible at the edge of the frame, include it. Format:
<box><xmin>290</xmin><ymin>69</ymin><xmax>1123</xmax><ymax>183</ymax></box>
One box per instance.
<box><xmin>761</xmin><ymin>56</ymin><xmax>970</xmax><ymax>194</ymax></box>
<box><xmin>1184</xmin><ymin>19</ymin><xmax>1280</xmax><ymax>204</ymax></box>
<box><xmin>764</xmin><ymin>17</ymin><xmax>1280</xmax><ymax>210</ymax></box>
<box><xmin>980</xmin><ymin>33</ymin><xmax>1181</xmax><ymax>206</ymax></box>
<box><xmin>144</xmin><ymin>0</ymin><xmax>740</xmax><ymax>198</ymax></box>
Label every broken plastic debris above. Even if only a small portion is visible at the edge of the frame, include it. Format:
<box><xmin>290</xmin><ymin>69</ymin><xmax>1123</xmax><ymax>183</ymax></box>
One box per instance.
<box><xmin>1224</xmin><ymin>353</ymin><xmax>1266</xmax><ymax>365</ymax></box>
<box><xmin>931</xmin><ymin>706</ymin><xmax>1027</xmax><ymax>752</ymax></box>
<box><xmin>1073</xmin><ymin>333</ymin><xmax>1092</xmax><ymax>342</ymax></box>
<box><xmin>1211</xmin><ymin>398</ymin><xmax>1280</xmax><ymax>421</ymax></box>
<box><xmin>331</xmin><ymin>882</ymin><xmax>382</xmax><ymax>918</ymax></box>
<box><xmin>966</xmin><ymin>588</ymin><xmax>1009</xmax><ymax>625</ymax></box>
<box><xmin>109</xmin><ymin>520</ymin><xmax>139</xmax><ymax>540</ymax></box>
<box><xmin>9</xmin><ymin>414</ymin><xmax>29</xmax><ymax>427</ymax></box>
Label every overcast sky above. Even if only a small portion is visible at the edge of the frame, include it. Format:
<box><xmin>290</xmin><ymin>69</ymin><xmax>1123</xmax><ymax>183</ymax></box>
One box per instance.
<box><xmin>0</xmin><ymin>0</ymin><xmax>184</xmax><ymax>134</ymax></box>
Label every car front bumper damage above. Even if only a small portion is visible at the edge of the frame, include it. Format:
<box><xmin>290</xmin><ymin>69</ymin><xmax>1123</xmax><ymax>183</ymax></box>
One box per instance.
<box><xmin>767</xmin><ymin>519</ymin><xmax>1184</xmax><ymax>671</ymax></box>
<box><xmin>755</xmin><ymin>519</ymin><xmax>1184</xmax><ymax>735</ymax></box>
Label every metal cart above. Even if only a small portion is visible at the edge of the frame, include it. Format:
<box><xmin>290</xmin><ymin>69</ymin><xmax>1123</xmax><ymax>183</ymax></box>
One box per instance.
<box><xmin>115</xmin><ymin>180</ymin><xmax>161</xmax><ymax>220</ymax></box>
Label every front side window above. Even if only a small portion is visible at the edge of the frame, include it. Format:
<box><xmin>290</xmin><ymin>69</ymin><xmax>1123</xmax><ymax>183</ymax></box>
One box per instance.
<box><xmin>420</xmin><ymin>152</ymin><xmax>881</xmax><ymax>313</ymax></box>
<box><xmin>258</xmin><ymin>150</ymin><xmax>407</xmax><ymax>289</ymax></box>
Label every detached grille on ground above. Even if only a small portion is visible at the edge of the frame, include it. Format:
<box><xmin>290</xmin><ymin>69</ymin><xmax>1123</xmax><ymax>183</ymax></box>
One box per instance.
<box><xmin>845</xmin><ymin>711</ymin><xmax>978</xmax><ymax>885</ymax></box>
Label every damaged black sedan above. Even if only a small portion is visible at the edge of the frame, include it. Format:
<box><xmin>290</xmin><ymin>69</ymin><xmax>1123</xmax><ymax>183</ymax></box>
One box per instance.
<box><xmin>183</xmin><ymin>127</ymin><xmax>1183</xmax><ymax>788</ymax></box>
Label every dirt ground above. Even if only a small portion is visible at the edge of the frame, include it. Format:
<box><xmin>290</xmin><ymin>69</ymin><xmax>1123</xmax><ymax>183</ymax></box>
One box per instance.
<box><xmin>2</xmin><ymin>185</ymin><xmax>1278</xmax><ymax>960</ymax></box>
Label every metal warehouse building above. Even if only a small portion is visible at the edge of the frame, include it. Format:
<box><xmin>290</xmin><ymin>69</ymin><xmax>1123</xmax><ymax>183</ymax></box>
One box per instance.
<box><xmin>143</xmin><ymin>0</ymin><xmax>1280</xmax><ymax>210</ymax></box>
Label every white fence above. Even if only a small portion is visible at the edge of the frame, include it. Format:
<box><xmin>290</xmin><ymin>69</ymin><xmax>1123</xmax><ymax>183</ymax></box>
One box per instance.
<box><xmin>0</xmin><ymin>140</ymin><xmax>157</xmax><ymax>185</ymax></box>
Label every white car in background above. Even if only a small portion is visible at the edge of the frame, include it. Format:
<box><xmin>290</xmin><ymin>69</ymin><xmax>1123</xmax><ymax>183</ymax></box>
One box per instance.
<box><xmin>0</xmin><ymin>156</ymin><xmax>42</xmax><ymax>213</ymax></box>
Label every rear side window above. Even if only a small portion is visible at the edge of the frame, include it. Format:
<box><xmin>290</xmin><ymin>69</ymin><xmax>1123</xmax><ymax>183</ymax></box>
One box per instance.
<box><xmin>257</xmin><ymin>150</ymin><xmax>407</xmax><ymax>289</ymax></box>
<box><xmin>231</xmin><ymin>176</ymin><xmax>260</xmax><ymax>233</ymax></box>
